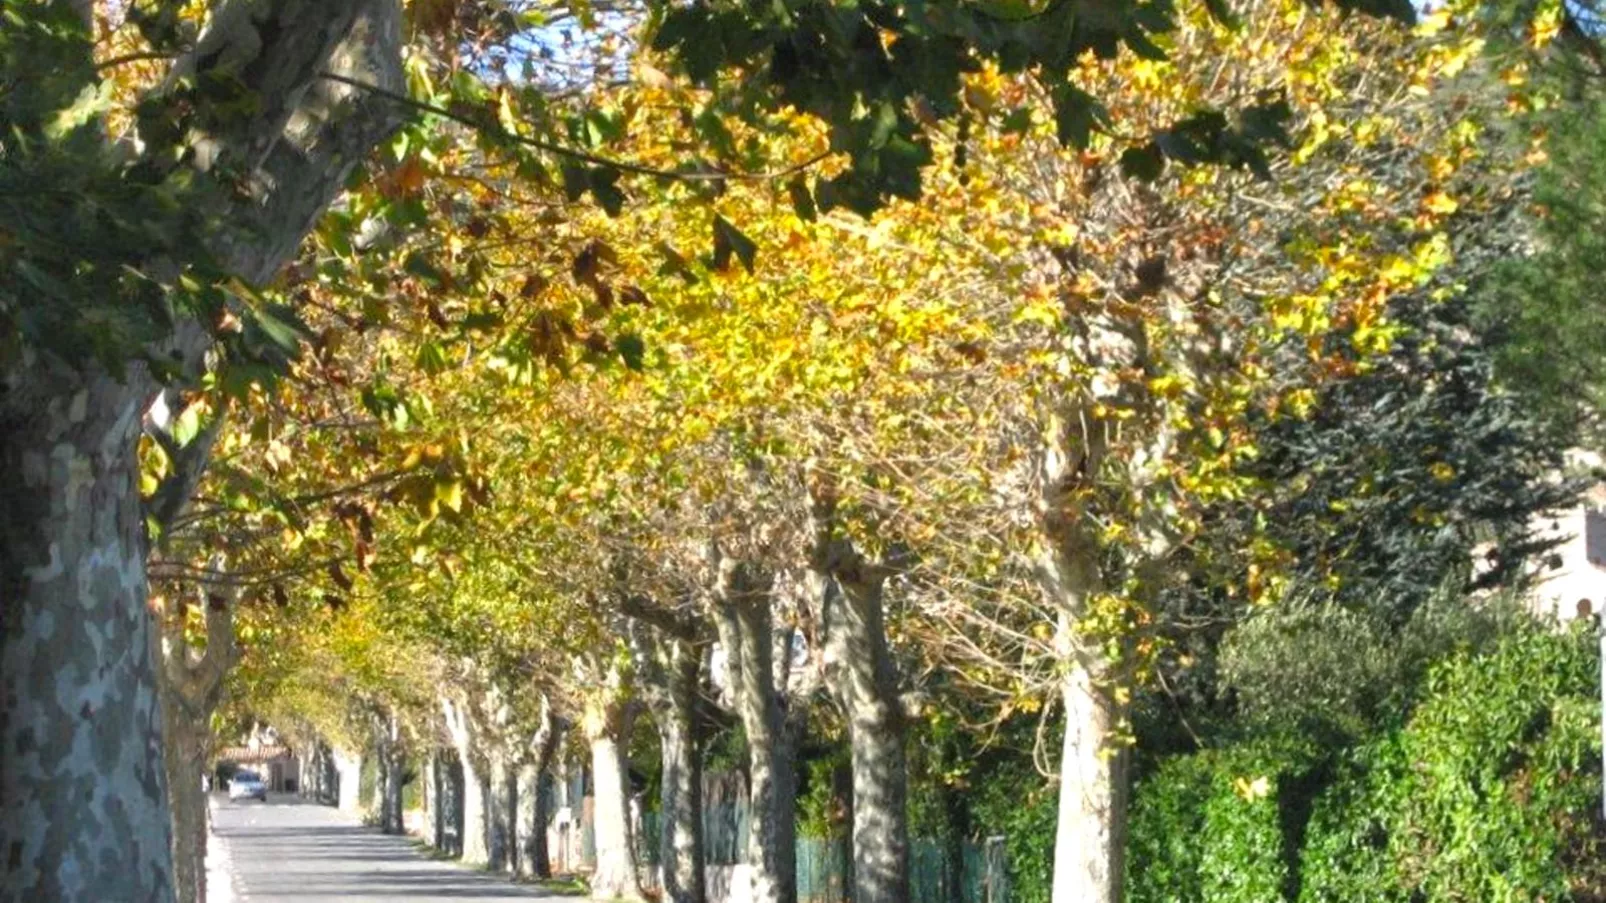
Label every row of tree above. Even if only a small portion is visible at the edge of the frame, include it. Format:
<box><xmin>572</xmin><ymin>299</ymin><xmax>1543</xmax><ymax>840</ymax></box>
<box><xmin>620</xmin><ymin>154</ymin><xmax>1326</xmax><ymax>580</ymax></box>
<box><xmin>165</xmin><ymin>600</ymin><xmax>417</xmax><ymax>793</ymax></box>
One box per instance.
<box><xmin>1</xmin><ymin>0</ymin><xmax>1596</xmax><ymax>900</ymax></box>
<box><xmin>202</xmin><ymin>3</ymin><xmax>1587</xmax><ymax>903</ymax></box>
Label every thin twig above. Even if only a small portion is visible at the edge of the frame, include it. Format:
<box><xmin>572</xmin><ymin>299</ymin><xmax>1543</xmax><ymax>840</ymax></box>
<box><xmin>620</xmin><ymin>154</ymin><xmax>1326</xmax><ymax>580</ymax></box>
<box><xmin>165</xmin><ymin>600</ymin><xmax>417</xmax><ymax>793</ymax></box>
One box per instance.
<box><xmin>319</xmin><ymin>71</ymin><xmax>831</xmax><ymax>183</ymax></box>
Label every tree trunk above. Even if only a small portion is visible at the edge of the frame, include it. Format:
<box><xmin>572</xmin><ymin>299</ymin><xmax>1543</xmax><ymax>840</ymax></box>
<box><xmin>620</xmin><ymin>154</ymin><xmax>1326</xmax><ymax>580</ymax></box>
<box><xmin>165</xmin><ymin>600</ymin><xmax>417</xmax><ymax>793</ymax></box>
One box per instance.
<box><xmin>461</xmin><ymin>757</ymin><xmax>490</xmax><ymax>864</ymax></box>
<box><xmin>0</xmin><ymin>4</ymin><xmax>403</xmax><ymax>898</ymax></box>
<box><xmin>587</xmin><ymin>698</ymin><xmax>641</xmax><ymax>900</ymax></box>
<box><xmin>1049</xmin><ymin>652</ymin><xmax>1128</xmax><ymax>903</ymax></box>
<box><xmin>1033</xmin><ymin>406</ymin><xmax>1133</xmax><ymax>903</ymax></box>
<box><xmin>515</xmin><ymin>762</ymin><xmax>538</xmax><ymax>876</ymax></box>
<box><xmin>445</xmin><ymin>750</ymin><xmax>466</xmax><ymax>856</ymax></box>
<box><xmin>1037</xmin><ymin>485</ymin><xmax>1128</xmax><ymax>903</ymax></box>
<box><xmin>372</xmin><ymin>714</ymin><xmax>398</xmax><ymax>833</ymax></box>
<box><xmin>157</xmin><ymin>579</ymin><xmax>234</xmax><ymax>903</ymax></box>
<box><xmin>443</xmin><ymin>697</ymin><xmax>490</xmax><ymax>865</ymax></box>
<box><xmin>940</xmin><ymin>780</ymin><xmax>969</xmax><ymax>903</ymax></box>
<box><xmin>424</xmin><ymin>753</ymin><xmax>442</xmax><ymax>847</ymax></box>
<box><xmin>716</xmin><ymin>562</ymin><xmax>798</xmax><ymax>903</ymax></box>
<box><xmin>653</xmin><ymin>643</ymin><xmax>706</xmax><ymax>903</ymax></box>
<box><xmin>317</xmin><ymin>742</ymin><xmax>338</xmax><ymax>805</ymax></box>
<box><xmin>487</xmin><ymin>749</ymin><xmax>514</xmax><ymax>872</ymax></box>
<box><xmin>381</xmin><ymin>744</ymin><xmax>405</xmax><ymax>835</ymax></box>
<box><xmin>0</xmin><ymin>375</ymin><xmax>174</xmax><ymax>903</ymax></box>
<box><xmin>520</xmin><ymin>700</ymin><xmax>562</xmax><ymax>879</ymax></box>
<box><xmin>334</xmin><ymin>749</ymin><xmax>363</xmax><ymax>814</ymax></box>
<box><xmin>553</xmin><ymin>751</ymin><xmax>575</xmax><ymax>874</ymax></box>
<box><xmin>163</xmin><ymin>718</ymin><xmax>208</xmax><ymax>903</ymax></box>
<box><xmin>818</xmin><ymin>553</ymin><xmax>909</xmax><ymax>903</ymax></box>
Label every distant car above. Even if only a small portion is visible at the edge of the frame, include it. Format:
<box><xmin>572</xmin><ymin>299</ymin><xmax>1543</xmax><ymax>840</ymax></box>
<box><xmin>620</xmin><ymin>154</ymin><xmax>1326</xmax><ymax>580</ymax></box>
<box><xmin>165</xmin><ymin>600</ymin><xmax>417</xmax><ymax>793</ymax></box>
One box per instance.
<box><xmin>228</xmin><ymin>771</ymin><xmax>267</xmax><ymax>802</ymax></box>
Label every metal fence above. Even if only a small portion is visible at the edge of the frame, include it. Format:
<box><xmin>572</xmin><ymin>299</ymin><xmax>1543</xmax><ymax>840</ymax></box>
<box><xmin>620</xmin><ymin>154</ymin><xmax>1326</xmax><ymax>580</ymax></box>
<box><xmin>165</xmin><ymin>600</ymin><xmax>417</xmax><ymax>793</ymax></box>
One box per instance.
<box><xmin>585</xmin><ymin>805</ymin><xmax>1009</xmax><ymax>903</ymax></box>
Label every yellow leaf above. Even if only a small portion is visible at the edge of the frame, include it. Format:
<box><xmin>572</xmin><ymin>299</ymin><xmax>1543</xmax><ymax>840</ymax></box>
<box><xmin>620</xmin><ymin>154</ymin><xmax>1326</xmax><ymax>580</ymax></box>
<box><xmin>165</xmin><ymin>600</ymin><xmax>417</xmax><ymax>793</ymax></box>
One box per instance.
<box><xmin>1422</xmin><ymin>191</ymin><xmax>1458</xmax><ymax>215</ymax></box>
<box><xmin>1233</xmin><ymin>775</ymin><xmax>1271</xmax><ymax>800</ymax></box>
<box><xmin>437</xmin><ymin>480</ymin><xmax>464</xmax><ymax>513</ymax></box>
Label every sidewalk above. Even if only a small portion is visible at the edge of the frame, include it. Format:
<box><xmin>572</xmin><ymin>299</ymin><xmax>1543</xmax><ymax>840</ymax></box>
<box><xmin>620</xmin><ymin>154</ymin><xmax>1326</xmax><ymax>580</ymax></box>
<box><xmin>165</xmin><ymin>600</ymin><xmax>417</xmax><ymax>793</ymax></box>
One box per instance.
<box><xmin>205</xmin><ymin>796</ymin><xmax>238</xmax><ymax>903</ymax></box>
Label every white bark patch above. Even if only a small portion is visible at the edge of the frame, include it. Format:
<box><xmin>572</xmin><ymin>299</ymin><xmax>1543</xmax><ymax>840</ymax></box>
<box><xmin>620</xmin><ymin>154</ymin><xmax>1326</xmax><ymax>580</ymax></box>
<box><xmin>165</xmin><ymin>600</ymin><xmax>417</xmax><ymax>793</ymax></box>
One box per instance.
<box><xmin>67</xmin><ymin>390</ymin><xmax>88</xmax><ymax>423</ymax></box>
<box><xmin>23</xmin><ymin>542</ymin><xmax>64</xmax><ymax>582</ymax></box>
<box><xmin>47</xmin><ymin>445</ymin><xmax>94</xmax><ymax>519</ymax></box>
<box><xmin>34</xmin><ymin>608</ymin><xmax>55</xmax><ymax>641</ymax></box>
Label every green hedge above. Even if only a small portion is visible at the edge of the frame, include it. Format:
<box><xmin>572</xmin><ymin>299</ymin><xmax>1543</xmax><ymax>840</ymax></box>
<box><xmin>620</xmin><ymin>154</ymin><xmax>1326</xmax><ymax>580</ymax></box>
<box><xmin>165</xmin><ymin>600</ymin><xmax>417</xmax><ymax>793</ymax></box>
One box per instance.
<box><xmin>1127</xmin><ymin>623</ymin><xmax>1605</xmax><ymax>902</ymax></box>
<box><xmin>1127</xmin><ymin>735</ymin><xmax>1320</xmax><ymax>903</ymax></box>
<box><xmin>968</xmin><ymin>755</ymin><xmax>1060</xmax><ymax>903</ymax></box>
<box><xmin>1300</xmin><ymin>625</ymin><xmax>1604</xmax><ymax>902</ymax></box>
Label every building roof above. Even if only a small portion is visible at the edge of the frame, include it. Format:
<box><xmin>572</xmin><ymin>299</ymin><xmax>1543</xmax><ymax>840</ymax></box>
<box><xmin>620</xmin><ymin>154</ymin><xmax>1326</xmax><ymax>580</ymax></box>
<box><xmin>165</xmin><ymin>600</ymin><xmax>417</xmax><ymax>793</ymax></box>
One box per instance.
<box><xmin>217</xmin><ymin>745</ymin><xmax>295</xmax><ymax>764</ymax></box>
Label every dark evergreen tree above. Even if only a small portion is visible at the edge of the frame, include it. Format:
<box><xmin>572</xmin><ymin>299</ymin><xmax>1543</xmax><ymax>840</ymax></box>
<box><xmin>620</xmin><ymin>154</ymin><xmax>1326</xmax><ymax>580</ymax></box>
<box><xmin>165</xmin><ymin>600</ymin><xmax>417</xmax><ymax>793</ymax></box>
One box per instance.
<box><xmin>1241</xmin><ymin>295</ymin><xmax>1582</xmax><ymax>623</ymax></box>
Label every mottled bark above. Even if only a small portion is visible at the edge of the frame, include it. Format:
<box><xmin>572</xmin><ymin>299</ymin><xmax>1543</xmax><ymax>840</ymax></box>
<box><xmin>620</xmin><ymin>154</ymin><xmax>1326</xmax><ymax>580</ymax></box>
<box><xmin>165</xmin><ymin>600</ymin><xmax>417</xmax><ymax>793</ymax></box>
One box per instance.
<box><xmin>586</xmin><ymin>699</ymin><xmax>642</xmax><ymax>901</ymax></box>
<box><xmin>1035</xmin><ymin>417</ymin><xmax>1128</xmax><ymax>903</ymax></box>
<box><xmin>638</xmin><ymin>631</ymin><xmax>706</xmax><ymax>903</ymax></box>
<box><xmin>514</xmin><ymin>762</ymin><xmax>538</xmax><ymax>876</ymax></box>
<box><xmin>0</xmin><ymin>374</ymin><xmax>172</xmax><ymax>902</ymax></box>
<box><xmin>715</xmin><ymin>561</ymin><xmax>798</xmax><ymax>903</ymax></box>
<box><xmin>1050</xmin><ymin>641</ymin><xmax>1128</xmax><ymax>903</ymax></box>
<box><xmin>442</xmin><ymin>696</ymin><xmax>490</xmax><ymax>865</ymax></box>
<box><xmin>518</xmin><ymin>698</ymin><xmax>562</xmax><ymax>880</ymax></box>
<box><xmin>487</xmin><ymin>749</ymin><xmax>514</xmax><ymax>871</ymax></box>
<box><xmin>552</xmin><ymin>751</ymin><xmax>576</xmax><ymax>874</ymax></box>
<box><xmin>426</xmin><ymin>751</ymin><xmax>446</xmax><ymax>850</ymax></box>
<box><xmin>377</xmin><ymin>711</ymin><xmax>405</xmax><ymax>835</ymax></box>
<box><xmin>1</xmin><ymin>2</ymin><xmax>404</xmax><ymax>899</ymax></box>
<box><xmin>164</xmin><ymin>720</ymin><xmax>208</xmax><ymax>903</ymax></box>
<box><xmin>311</xmin><ymin>741</ymin><xmax>338</xmax><ymax>805</ymax></box>
<box><xmin>158</xmin><ymin>583</ymin><xmax>234</xmax><ymax>903</ymax></box>
<box><xmin>444</xmin><ymin>749</ymin><xmax>467</xmax><ymax>856</ymax></box>
<box><xmin>818</xmin><ymin>557</ymin><xmax>909</xmax><ymax>903</ymax></box>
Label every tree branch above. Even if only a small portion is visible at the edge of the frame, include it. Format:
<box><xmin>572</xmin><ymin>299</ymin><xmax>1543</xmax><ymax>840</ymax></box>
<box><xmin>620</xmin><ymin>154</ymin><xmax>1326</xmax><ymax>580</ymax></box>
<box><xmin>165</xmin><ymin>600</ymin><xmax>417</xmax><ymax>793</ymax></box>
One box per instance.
<box><xmin>619</xmin><ymin>593</ymin><xmax>701</xmax><ymax>643</ymax></box>
<box><xmin>317</xmin><ymin>71</ymin><xmax>831</xmax><ymax>183</ymax></box>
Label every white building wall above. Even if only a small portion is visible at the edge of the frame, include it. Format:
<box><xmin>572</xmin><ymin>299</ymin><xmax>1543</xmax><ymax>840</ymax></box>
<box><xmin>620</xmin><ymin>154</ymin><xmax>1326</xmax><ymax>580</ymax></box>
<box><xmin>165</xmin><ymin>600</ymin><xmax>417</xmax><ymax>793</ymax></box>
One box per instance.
<box><xmin>1525</xmin><ymin>473</ymin><xmax>1606</xmax><ymax>622</ymax></box>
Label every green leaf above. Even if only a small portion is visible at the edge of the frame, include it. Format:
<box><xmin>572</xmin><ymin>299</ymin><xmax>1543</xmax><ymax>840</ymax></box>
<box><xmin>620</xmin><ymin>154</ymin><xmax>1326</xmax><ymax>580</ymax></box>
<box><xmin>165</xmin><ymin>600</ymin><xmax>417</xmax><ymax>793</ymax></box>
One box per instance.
<box><xmin>252</xmin><ymin>304</ymin><xmax>307</xmax><ymax>354</ymax></box>
<box><xmin>45</xmin><ymin>80</ymin><xmax>113</xmax><ymax>141</ymax></box>
<box><xmin>657</xmin><ymin>242</ymin><xmax>698</xmax><ymax>284</ymax></box>
<box><xmin>590</xmin><ymin>165</ymin><xmax>625</xmax><ymax>217</ymax></box>
<box><xmin>616</xmin><ymin>333</ymin><xmax>646</xmax><ymax>371</ymax></box>
<box><xmin>1203</xmin><ymin>0</ymin><xmax>1241</xmax><ymax>29</ymax></box>
<box><xmin>1053</xmin><ymin>84</ymin><xmax>1107</xmax><ymax>150</ymax></box>
<box><xmin>1120</xmin><ymin>144</ymin><xmax>1166</xmax><ymax>182</ymax></box>
<box><xmin>436</xmin><ymin>479</ymin><xmax>464</xmax><ymax>513</ymax></box>
<box><xmin>712</xmin><ymin>214</ymin><xmax>758</xmax><ymax>274</ymax></box>
<box><xmin>415</xmin><ymin>341</ymin><xmax>449</xmax><ymax>375</ymax></box>
<box><xmin>1124</xmin><ymin>28</ymin><xmax>1170</xmax><ymax>62</ymax></box>
<box><xmin>1239</xmin><ymin>99</ymin><xmax>1294</xmax><ymax>147</ymax></box>
<box><xmin>403</xmin><ymin>252</ymin><xmax>446</xmax><ymax>284</ymax></box>
<box><xmin>172</xmin><ymin>401</ymin><xmax>202</xmax><ymax>448</ymax></box>
<box><xmin>560</xmin><ymin>161</ymin><xmax>589</xmax><ymax>203</ymax></box>
<box><xmin>787</xmin><ymin>175</ymin><xmax>818</xmax><ymax>222</ymax></box>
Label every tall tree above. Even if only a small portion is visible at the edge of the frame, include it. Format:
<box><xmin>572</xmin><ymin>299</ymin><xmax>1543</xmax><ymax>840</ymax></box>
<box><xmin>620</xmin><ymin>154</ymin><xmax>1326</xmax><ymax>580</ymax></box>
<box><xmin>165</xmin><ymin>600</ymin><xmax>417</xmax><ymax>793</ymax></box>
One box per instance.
<box><xmin>0</xmin><ymin>4</ymin><xmax>404</xmax><ymax>897</ymax></box>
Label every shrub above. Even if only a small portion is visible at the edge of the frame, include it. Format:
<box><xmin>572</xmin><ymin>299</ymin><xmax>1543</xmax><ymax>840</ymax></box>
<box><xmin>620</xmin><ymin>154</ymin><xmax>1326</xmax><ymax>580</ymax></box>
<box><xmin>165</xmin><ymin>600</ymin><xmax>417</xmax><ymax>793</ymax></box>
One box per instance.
<box><xmin>1301</xmin><ymin>623</ymin><xmax>1605</xmax><ymax>902</ymax></box>
<box><xmin>1127</xmin><ymin>736</ymin><xmax>1321</xmax><ymax>903</ymax></box>
<box><xmin>1130</xmin><ymin>619</ymin><xmax>1605</xmax><ymax>902</ymax></box>
<box><xmin>1220</xmin><ymin>594</ymin><xmax>1527</xmax><ymax>739</ymax></box>
<box><xmin>796</xmin><ymin>742</ymin><xmax>850</xmax><ymax>841</ymax></box>
<box><xmin>969</xmin><ymin>754</ymin><xmax>1060</xmax><ymax>903</ymax></box>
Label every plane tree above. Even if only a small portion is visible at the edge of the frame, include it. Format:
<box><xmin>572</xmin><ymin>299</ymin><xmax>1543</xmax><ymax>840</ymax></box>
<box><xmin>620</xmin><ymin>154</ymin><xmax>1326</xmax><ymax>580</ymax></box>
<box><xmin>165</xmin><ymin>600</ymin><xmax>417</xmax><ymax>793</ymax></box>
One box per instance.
<box><xmin>8</xmin><ymin>0</ymin><xmax>1535</xmax><ymax>899</ymax></box>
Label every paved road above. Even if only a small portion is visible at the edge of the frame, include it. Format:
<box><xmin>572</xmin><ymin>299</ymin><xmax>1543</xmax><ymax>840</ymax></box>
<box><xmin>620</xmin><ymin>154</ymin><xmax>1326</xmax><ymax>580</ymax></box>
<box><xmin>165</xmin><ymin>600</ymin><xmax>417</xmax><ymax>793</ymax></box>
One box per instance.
<box><xmin>210</xmin><ymin>795</ymin><xmax>554</xmax><ymax>901</ymax></box>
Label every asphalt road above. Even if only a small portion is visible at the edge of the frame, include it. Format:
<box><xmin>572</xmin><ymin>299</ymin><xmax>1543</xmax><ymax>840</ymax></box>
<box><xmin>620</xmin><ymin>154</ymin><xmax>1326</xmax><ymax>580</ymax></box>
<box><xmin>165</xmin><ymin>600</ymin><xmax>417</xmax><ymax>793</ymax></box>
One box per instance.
<box><xmin>210</xmin><ymin>795</ymin><xmax>554</xmax><ymax>901</ymax></box>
